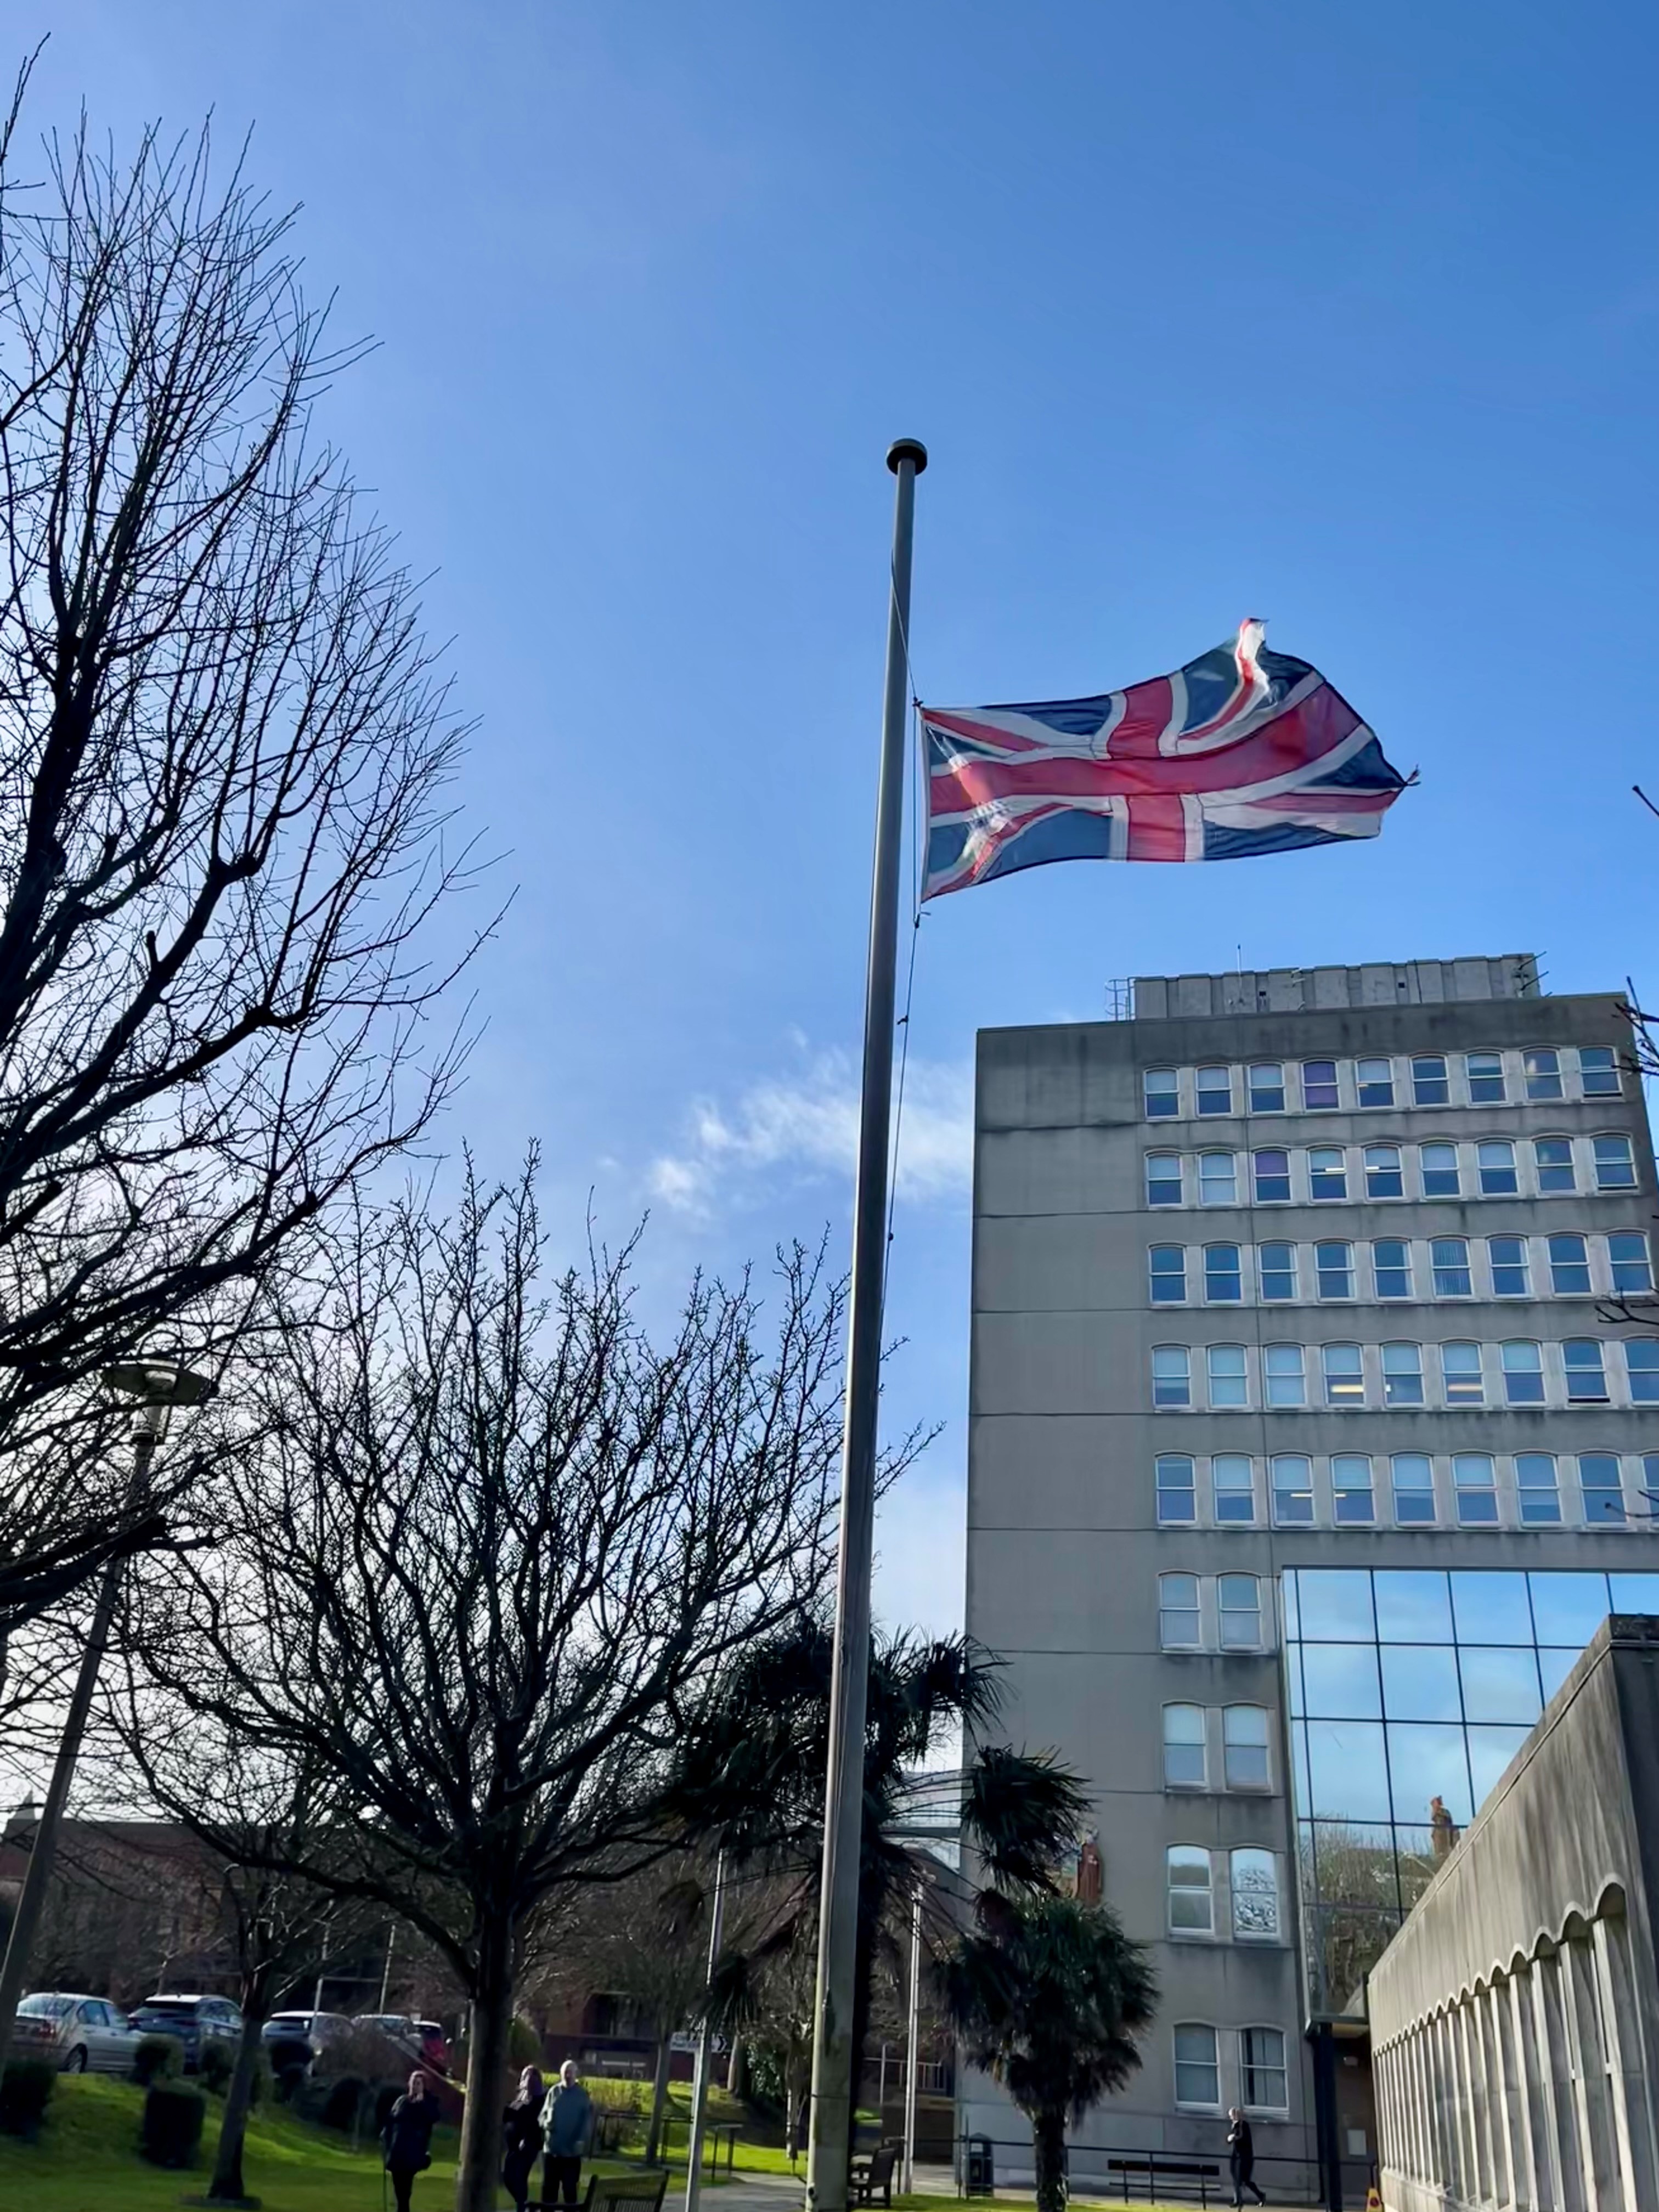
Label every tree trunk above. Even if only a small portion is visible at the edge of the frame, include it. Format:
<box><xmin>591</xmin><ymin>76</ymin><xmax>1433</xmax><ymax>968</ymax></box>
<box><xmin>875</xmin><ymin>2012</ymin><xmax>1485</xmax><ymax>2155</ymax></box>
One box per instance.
<box><xmin>456</xmin><ymin>1918</ymin><xmax>516</xmax><ymax>2212</ymax></box>
<box><xmin>725</xmin><ymin>2038</ymin><xmax>746</xmax><ymax>2098</ymax></box>
<box><xmin>645</xmin><ymin>2029</ymin><xmax>673</xmax><ymax>2163</ymax></box>
<box><xmin>1031</xmin><ymin>2105</ymin><xmax>1068</xmax><ymax>2212</ymax></box>
<box><xmin>208</xmin><ymin>1994</ymin><xmax>268</xmax><ymax>2202</ymax></box>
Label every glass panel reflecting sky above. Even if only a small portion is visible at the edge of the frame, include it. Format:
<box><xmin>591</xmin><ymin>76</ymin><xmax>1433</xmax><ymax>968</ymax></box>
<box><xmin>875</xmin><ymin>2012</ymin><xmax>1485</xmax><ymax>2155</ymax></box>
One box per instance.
<box><xmin>1284</xmin><ymin>1565</ymin><xmax>1634</xmax><ymax>2018</ymax></box>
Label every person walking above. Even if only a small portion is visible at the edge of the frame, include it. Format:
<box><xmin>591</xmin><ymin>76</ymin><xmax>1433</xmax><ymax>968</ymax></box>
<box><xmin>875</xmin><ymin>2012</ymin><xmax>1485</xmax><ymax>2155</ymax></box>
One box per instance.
<box><xmin>1227</xmin><ymin>2106</ymin><xmax>1267</xmax><ymax>2207</ymax></box>
<box><xmin>540</xmin><ymin>2058</ymin><xmax>596</xmax><ymax>2210</ymax></box>
<box><xmin>382</xmin><ymin>2069</ymin><xmax>442</xmax><ymax>2212</ymax></box>
<box><xmin>502</xmin><ymin>2066</ymin><xmax>546</xmax><ymax>2212</ymax></box>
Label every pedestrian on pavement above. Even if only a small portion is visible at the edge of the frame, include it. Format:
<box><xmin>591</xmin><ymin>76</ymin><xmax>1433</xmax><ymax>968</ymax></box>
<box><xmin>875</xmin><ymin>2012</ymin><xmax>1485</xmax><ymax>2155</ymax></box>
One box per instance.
<box><xmin>382</xmin><ymin>2069</ymin><xmax>443</xmax><ymax>2212</ymax></box>
<box><xmin>502</xmin><ymin>2066</ymin><xmax>546</xmax><ymax>2211</ymax></box>
<box><xmin>1227</xmin><ymin>2106</ymin><xmax>1267</xmax><ymax>2207</ymax></box>
<box><xmin>541</xmin><ymin>2058</ymin><xmax>596</xmax><ymax>2209</ymax></box>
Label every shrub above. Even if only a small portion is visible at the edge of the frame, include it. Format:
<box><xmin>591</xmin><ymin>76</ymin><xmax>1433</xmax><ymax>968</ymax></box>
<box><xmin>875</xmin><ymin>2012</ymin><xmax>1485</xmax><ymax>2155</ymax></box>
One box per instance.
<box><xmin>0</xmin><ymin>2058</ymin><xmax>55</xmax><ymax>2138</ymax></box>
<box><xmin>320</xmin><ymin>2074</ymin><xmax>368</xmax><ymax>2132</ymax></box>
<box><xmin>133</xmin><ymin>2034</ymin><xmax>185</xmax><ymax>2086</ymax></box>
<box><xmin>199</xmin><ymin>2038</ymin><xmax>236</xmax><ymax>2095</ymax></box>
<box><xmin>141</xmin><ymin>2079</ymin><xmax>206</xmax><ymax>2168</ymax></box>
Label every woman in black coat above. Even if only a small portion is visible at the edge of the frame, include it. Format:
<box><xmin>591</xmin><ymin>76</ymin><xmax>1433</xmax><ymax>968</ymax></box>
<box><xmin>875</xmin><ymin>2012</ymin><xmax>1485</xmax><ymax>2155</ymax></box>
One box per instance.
<box><xmin>1227</xmin><ymin>2107</ymin><xmax>1267</xmax><ymax>2208</ymax></box>
<box><xmin>502</xmin><ymin>2066</ymin><xmax>547</xmax><ymax>2212</ymax></box>
<box><xmin>383</xmin><ymin>2070</ymin><xmax>443</xmax><ymax>2212</ymax></box>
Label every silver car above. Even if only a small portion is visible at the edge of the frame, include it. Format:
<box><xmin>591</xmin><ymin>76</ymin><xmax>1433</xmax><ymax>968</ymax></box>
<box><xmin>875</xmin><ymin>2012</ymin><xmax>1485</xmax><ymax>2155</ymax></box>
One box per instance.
<box><xmin>12</xmin><ymin>1991</ymin><xmax>141</xmax><ymax>2073</ymax></box>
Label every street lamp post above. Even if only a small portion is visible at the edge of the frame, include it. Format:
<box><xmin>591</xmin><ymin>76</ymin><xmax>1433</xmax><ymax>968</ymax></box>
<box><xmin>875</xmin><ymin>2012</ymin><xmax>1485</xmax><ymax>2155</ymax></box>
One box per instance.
<box><xmin>0</xmin><ymin>1358</ymin><xmax>213</xmax><ymax>2074</ymax></box>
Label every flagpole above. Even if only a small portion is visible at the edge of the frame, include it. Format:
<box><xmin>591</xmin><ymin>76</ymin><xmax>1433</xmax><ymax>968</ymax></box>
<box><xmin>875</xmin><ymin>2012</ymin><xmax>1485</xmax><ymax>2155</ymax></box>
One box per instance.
<box><xmin>805</xmin><ymin>435</ymin><xmax>926</xmax><ymax>2212</ymax></box>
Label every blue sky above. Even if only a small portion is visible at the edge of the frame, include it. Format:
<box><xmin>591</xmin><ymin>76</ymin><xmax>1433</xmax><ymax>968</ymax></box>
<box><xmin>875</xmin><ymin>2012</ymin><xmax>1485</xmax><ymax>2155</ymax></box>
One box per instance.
<box><xmin>27</xmin><ymin>0</ymin><xmax>1659</xmax><ymax>1637</ymax></box>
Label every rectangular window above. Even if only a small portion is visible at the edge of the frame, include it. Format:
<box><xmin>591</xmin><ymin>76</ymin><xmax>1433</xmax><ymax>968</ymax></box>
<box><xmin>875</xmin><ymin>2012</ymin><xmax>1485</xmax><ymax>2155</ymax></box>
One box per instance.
<box><xmin>1248</xmin><ymin>1063</ymin><xmax>1285</xmax><ymax>1113</ymax></box>
<box><xmin>1516</xmin><ymin>1453</ymin><xmax>1561</xmax><ymax>1526</ymax></box>
<box><xmin>1164</xmin><ymin>1706</ymin><xmax>1206</xmax><ymax>1788</ymax></box>
<box><xmin>1609</xmin><ymin>1233</ymin><xmax>1654</xmax><ymax>1294</ymax></box>
<box><xmin>1332</xmin><ymin>1453</ymin><xmax>1375</xmax><ymax>1525</ymax></box>
<box><xmin>1218</xmin><ymin>1573</ymin><xmax>1262</xmax><ymax>1650</ymax></box>
<box><xmin>1149</xmin><ymin>1245</ymin><xmax>1187</xmax><ymax>1306</ymax></box>
<box><xmin>1595</xmin><ymin>1135</ymin><xmax>1637</xmax><ymax>1191</ymax></box>
<box><xmin>1315</xmin><ymin>1241</ymin><xmax>1355</xmax><ymax>1299</ymax></box>
<box><xmin>1144</xmin><ymin>1068</ymin><xmax>1179</xmax><ymax>1119</ymax></box>
<box><xmin>1578</xmin><ymin>1046</ymin><xmax>1621</xmax><ymax>1097</ymax></box>
<box><xmin>1159</xmin><ymin>1572</ymin><xmax>1201</xmax><ymax>1649</ymax></box>
<box><xmin>1322</xmin><ymin>1344</ymin><xmax>1364</xmax><ymax>1408</ymax></box>
<box><xmin>1173</xmin><ymin>2023</ymin><xmax>1220</xmax><ymax>2109</ymax></box>
<box><xmin>1548</xmin><ymin>1233</ymin><xmax>1591</xmax><ymax>1295</ymax></box>
<box><xmin>1308</xmin><ymin>1146</ymin><xmax>1347</xmax><ymax>1201</ymax></box>
<box><xmin>1206</xmin><ymin>1345</ymin><xmax>1248</xmax><ymax>1408</ymax></box>
<box><xmin>1502</xmin><ymin>1341</ymin><xmax>1545</xmax><ymax>1405</ymax></box>
<box><xmin>1365</xmin><ymin>1143</ymin><xmax>1404</xmax><ymax>1199</ymax></box>
<box><xmin>1301</xmin><ymin>1059</ymin><xmax>1339</xmax><ymax>1110</ymax></box>
<box><xmin>1488</xmin><ymin>1235</ymin><xmax>1531</xmax><ymax>1297</ymax></box>
<box><xmin>1382</xmin><ymin>1342</ymin><xmax>1424</xmax><ymax>1407</ymax></box>
<box><xmin>1155</xmin><ymin>1454</ymin><xmax>1197</xmax><ymax>1523</ymax></box>
<box><xmin>1264</xmin><ymin>1344</ymin><xmax>1306</xmax><ymax>1408</ymax></box>
<box><xmin>1153</xmin><ymin>1347</ymin><xmax>1192</xmax><ymax>1409</ymax></box>
<box><xmin>1195</xmin><ymin>1065</ymin><xmax>1232</xmax><ymax>1117</ymax></box>
<box><xmin>1252</xmin><ymin>1149</ymin><xmax>1291</xmax><ymax>1204</ymax></box>
<box><xmin>1420</xmin><ymin>1142</ymin><xmax>1460</xmax><ymax>1198</ymax></box>
<box><xmin>1271</xmin><ymin>1454</ymin><xmax>1313</xmax><ymax>1523</ymax></box>
<box><xmin>1240</xmin><ymin>2027</ymin><xmax>1289</xmax><ymax>2112</ymax></box>
<box><xmin>1579</xmin><ymin>1453</ymin><xmax>1626</xmax><ymax>1525</ymax></box>
<box><xmin>1525</xmin><ymin>1047</ymin><xmax>1564</xmax><ymax>1101</ymax></box>
<box><xmin>1477</xmin><ymin>1140</ymin><xmax>1519</xmax><ymax>1197</ymax></box>
<box><xmin>1167</xmin><ymin>1846</ymin><xmax>1214</xmax><ymax>1934</ymax></box>
<box><xmin>1431</xmin><ymin>1237</ymin><xmax>1472</xmax><ymax>1297</ymax></box>
<box><xmin>1198</xmin><ymin>1152</ymin><xmax>1238</xmax><ymax>1206</ymax></box>
<box><xmin>1147</xmin><ymin>1153</ymin><xmax>1183</xmax><ymax>1207</ymax></box>
<box><xmin>1212</xmin><ymin>1455</ymin><xmax>1255</xmax><ymax>1525</ymax></box>
<box><xmin>1565</xmin><ymin>1339</ymin><xmax>1609</xmax><ymax>1403</ymax></box>
<box><xmin>1231</xmin><ymin>1852</ymin><xmax>1280</xmax><ymax>1941</ymax></box>
<box><xmin>1204</xmin><ymin>1245</ymin><xmax>1243</xmax><ymax>1304</ymax></box>
<box><xmin>1373</xmin><ymin>1239</ymin><xmax>1413</xmax><ymax>1300</ymax></box>
<box><xmin>1258</xmin><ymin>1243</ymin><xmax>1296</xmax><ymax>1301</ymax></box>
<box><xmin>1454</xmin><ymin>1453</ymin><xmax>1498</xmax><ymax>1526</ymax></box>
<box><xmin>1466</xmin><ymin>1050</ymin><xmax>1506</xmax><ymax>1104</ymax></box>
<box><xmin>1223</xmin><ymin>1706</ymin><xmax>1271</xmax><ymax>1790</ymax></box>
<box><xmin>1626</xmin><ymin>1342</ymin><xmax>1659</xmax><ymax>1404</ymax></box>
<box><xmin>1412</xmin><ymin>1054</ymin><xmax>1450</xmax><ymax>1106</ymax></box>
<box><xmin>1441</xmin><ymin>1341</ymin><xmax>1485</xmax><ymax>1407</ymax></box>
<box><xmin>1356</xmin><ymin>1057</ymin><xmax>1395</xmax><ymax>1107</ymax></box>
<box><xmin>1391</xmin><ymin>1452</ymin><xmax>1436</xmax><ymax>1525</ymax></box>
<box><xmin>1535</xmin><ymin>1137</ymin><xmax>1577</xmax><ymax>1194</ymax></box>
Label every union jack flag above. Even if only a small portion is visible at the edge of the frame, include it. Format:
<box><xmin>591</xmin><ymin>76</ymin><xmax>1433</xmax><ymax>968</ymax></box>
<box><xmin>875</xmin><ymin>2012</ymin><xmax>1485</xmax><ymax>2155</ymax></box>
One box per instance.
<box><xmin>919</xmin><ymin>620</ymin><xmax>1408</xmax><ymax>900</ymax></box>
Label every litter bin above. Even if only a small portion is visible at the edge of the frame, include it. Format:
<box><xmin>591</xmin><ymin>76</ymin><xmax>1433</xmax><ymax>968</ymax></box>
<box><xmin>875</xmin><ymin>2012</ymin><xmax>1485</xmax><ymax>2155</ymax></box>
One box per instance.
<box><xmin>964</xmin><ymin>2136</ymin><xmax>994</xmax><ymax>2195</ymax></box>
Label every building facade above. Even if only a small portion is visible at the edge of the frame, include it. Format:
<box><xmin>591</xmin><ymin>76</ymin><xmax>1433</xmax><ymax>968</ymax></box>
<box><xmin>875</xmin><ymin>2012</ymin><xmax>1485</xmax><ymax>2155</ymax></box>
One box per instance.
<box><xmin>961</xmin><ymin>955</ymin><xmax>1657</xmax><ymax>2196</ymax></box>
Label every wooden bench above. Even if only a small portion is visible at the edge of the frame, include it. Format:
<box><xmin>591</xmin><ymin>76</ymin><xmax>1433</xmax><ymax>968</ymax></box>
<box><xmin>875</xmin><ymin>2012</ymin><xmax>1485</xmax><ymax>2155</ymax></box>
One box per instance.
<box><xmin>535</xmin><ymin>2170</ymin><xmax>670</xmax><ymax>2212</ymax></box>
<box><xmin>851</xmin><ymin>2141</ymin><xmax>900</xmax><ymax>2207</ymax></box>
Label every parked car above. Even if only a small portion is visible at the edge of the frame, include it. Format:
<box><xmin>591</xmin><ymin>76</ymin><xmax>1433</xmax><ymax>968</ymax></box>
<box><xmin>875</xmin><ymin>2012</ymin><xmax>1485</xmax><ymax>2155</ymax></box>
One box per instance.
<box><xmin>127</xmin><ymin>1993</ymin><xmax>244</xmax><ymax>2070</ymax></box>
<box><xmin>261</xmin><ymin>2010</ymin><xmax>352</xmax><ymax>2075</ymax></box>
<box><xmin>358</xmin><ymin>2013</ymin><xmax>453</xmax><ymax>2077</ymax></box>
<box><xmin>12</xmin><ymin>1991</ymin><xmax>140</xmax><ymax>2074</ymax></box>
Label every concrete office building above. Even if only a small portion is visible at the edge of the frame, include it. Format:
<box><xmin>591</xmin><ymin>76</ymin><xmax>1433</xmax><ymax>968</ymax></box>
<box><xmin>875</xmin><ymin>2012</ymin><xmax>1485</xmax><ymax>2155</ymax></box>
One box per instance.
<box><xmin>962</xmin><ymin>955</ymin><xmax>1659</xmax><ymax>2199</ymax></box>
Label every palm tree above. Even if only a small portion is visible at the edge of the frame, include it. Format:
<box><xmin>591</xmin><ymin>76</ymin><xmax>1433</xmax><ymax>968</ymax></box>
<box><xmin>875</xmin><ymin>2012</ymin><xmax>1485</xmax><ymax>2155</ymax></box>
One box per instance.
<box><xmin>666</xmin><ymin>1618</ymin><xmax>1089</xmax><ymax>2121</ymax></box>
<box><xmin>943</xmin><ymin>1891</ymin><xmax>1156</xmax><ymax>2212</ymax></box>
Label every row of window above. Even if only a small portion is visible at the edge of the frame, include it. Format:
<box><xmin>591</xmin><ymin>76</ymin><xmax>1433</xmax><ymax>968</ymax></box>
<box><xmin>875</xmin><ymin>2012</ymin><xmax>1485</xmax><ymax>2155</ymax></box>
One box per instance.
<box><xmin>1172</xmin><ymin>2023</ymin><xmax>1288</xmax><ymax>2115</ymax></box>
<box><xmin>1144</xmin><ymin>1046</ymin><xmax>1620</xmax><ymax>1121</ymax></box>
<box><xmin>1149</xmin><ymin>1230</ymin><xmax>1652</xmax><ymax>1307</ymax></box>
<box><xmin>1155</xmin><ymin>1449</ymin><xmax>1658</xmax><ymax>1530</ymax></box>
<box><xmin>1146</xmin><ymin>1132</ymin><xmax>1637</xmax><ymax>1209</ymax></box>
<box><xmin>1151</xmin><ymin>1335</ymin><xmax>1659</xmax><ymax>1412</ymax></box>
<box><xmin>1158</xmin><ymin>1570</ymin><xmax>1269</xmax><ymax>1648</ymax></box>
<box><xmin>1168</xmin><ymin>1845</ymin><xmax>1282</xmax><ymax>1944</ymax></box>
<box><xmin>1164</xmin><ymin>1701</ymin><xmax>1273</xmax><ymax>1791</ymax></box>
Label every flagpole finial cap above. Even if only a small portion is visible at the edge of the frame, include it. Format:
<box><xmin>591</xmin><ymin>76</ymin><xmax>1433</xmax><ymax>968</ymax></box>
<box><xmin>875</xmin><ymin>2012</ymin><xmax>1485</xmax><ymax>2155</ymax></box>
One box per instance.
<box><xmin>887</xmin><ymin>437</ymin><xmax>928</xmax><ymax>476</ymax></box>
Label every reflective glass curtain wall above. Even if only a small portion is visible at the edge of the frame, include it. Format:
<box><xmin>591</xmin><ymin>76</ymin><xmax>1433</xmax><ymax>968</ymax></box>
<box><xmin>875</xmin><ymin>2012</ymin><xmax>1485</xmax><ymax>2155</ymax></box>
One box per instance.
<box><xmin>1283</xmin><ymin>1566</ymin><xmax>1659</xmax><ymax>2015</ymax></box>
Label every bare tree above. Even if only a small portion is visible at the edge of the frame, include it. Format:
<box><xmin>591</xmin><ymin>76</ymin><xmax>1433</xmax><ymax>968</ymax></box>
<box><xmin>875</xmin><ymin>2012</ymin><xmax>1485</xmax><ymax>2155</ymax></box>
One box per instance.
<box><xmin>0</xmin><ymin>58</ymin><xmax>483</xmax><ymax>1635</ymax></box>
<box><xmin>127</xmin><ymin>1161</ymin><xmax>872</xmax><ymax>2212</ymax></box>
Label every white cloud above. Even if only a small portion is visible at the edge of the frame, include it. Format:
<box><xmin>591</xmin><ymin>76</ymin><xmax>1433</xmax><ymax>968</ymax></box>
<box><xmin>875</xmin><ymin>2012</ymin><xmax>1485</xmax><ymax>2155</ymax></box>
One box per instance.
<box><xmin>647</xmin><ymin>1046</ymin><xmax>973</xmax><ymax>1218</ymax></box>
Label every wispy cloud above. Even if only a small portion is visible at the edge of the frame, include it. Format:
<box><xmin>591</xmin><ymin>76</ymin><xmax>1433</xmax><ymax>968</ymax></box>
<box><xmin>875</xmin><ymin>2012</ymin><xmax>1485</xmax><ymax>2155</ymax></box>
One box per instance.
<box><xmin>647</xmin><ymin>1046</ymin><xmax>972</xmax><ymax>1219</ymax></box>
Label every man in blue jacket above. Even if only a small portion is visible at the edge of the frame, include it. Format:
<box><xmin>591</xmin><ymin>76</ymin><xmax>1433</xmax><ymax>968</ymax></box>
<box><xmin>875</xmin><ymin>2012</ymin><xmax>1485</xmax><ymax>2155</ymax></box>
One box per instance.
<box><xmin>541</xmin><ymin>2059</ymin><xmax>596</xmax><ymax>2208</ymax></box>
